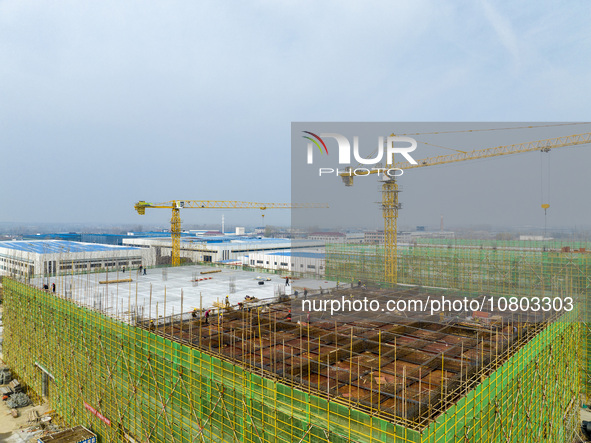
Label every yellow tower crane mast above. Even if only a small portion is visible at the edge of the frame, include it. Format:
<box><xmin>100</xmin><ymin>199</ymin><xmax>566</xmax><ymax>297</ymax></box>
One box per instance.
<box><xmin>134</xmin><ymin>200</ymin><xmax>328</xmax><ymax>266</ymax></box>
<box><xmin>341</xmin><ymin>132</ymin><xmax>591</xmax><ymax>286</ymax></box>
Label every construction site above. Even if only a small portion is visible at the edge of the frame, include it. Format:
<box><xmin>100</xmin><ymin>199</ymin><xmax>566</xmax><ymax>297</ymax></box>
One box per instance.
<box><xmin>0</xmin><ymin>238</ymin><xmax>587</xmax><ymax>442</ymax></box>
<box><xmin>1</xmin><ymin>127</ymin><xmax>591</xmax><ymax>442</ymax></box>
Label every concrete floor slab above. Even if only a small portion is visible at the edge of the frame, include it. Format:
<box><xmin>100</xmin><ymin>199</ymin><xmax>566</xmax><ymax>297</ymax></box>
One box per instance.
<box><xmin>31</xmin><ymin>265</ymin><xmax>337</xmax><ymax>320</ymax></box>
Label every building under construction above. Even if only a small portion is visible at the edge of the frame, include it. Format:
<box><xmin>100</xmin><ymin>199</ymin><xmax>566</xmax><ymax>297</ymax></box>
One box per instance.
<box><xmin>1</xmin><ymin>240</ymin><xmax>588</xmax><ymax>442</ymax></box>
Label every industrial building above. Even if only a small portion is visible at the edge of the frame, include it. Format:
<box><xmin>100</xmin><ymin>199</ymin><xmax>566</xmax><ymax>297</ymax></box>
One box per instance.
<box><xmin>1</xmin><ymin>240</ymin><xmax>587</xmax><ymax>442</ymax></box>
<box><xmin>21</xmin><ymin>231</ymin><xmax>186</xmax><ymax>245</ymax></box>
<box><xmin>308</xmin><ymin>232</ymin><xmax>347</xmax><ymax>242</ymax></box>
<box><xmin>244</xmin><ymin>251</ymin><xmax>326</xmax><ymax>276</ymax></box>
<box><xmin>122</xmin><ymin>236</ymin><xmax>323</xmax><ymax>266</ymax></box>
<box><xmin>0</xmin><ymin>240</ymin><xmax>147</xmax><ymax>279</ymax></box>
<box><xmin>363</xmin><ymin>230</ymin><xmax>456</xmax><ymax>244</ymax></box>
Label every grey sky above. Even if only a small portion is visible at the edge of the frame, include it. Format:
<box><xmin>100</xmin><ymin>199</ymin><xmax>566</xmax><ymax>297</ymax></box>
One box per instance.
<box><xmin>292</xmin><ymin>122</ymin><xmax>591</xmax><ymax>231</ymax></box>
<box><xmin>0</xmin><ymin>1</ymin><xmax>590</xmax><ymax>228</ymax></box>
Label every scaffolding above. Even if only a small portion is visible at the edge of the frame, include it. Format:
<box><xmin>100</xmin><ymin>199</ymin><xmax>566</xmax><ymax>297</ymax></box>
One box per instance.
<box><xmin>2</xmin><ymin>273</ymin><xmax>583</xmax><ymax>442</ymax></box>
<box><xmin>326</xmin><ymin>242</ymin><xmax>591</xmax><ymax>392</ymax></box>
<box><xmin>325</xmin><ymin>242</ymin><xmax>591</xmax><ymax>296</ymax></box>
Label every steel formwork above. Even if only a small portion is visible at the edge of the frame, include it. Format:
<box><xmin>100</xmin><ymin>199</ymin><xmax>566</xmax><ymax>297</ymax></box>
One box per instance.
<box><xmin>325</xmin><ymin>242</ymin><xmax>591</xmax><ymax>396</ymax></box>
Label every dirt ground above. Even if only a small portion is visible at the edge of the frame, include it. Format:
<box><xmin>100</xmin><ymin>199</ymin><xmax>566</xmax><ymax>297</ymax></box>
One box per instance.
<box><xmin>0</xmin><ymin>303</ymin><xmax>53</xmax><ymax>442</ymax></box>
<box><xmin>0</xmin><ymin>397</ymin><xmax>51</xmax><ymax>442</ymax></box>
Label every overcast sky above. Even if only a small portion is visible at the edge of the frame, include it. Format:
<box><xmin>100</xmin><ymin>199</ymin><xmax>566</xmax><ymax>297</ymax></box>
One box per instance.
<box><xmin>0</xmin><ymin>1</ymin><xmax>590</xmax><ymax>229</ymax></box>
<box><xmin>292</xmin><ymin>122</ymin><xmax>591</xmax><ymax>231</ymax></box>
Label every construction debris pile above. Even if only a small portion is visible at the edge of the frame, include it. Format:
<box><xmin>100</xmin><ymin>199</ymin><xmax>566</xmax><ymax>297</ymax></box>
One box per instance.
<box><xmin>7</xmin><ymin>391</ymin><xmax>31</xmax><ymax>408</ymax></box>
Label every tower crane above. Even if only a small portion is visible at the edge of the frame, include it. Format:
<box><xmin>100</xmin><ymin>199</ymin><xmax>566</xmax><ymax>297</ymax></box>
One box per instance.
<box><xmin>341</xmin><ymin>132</ymin><xmax>591</xmax><ymax>286</ymax></box>
<box><xmin>134</xmin><ymin>200</ymin><xmax>328</xmax><ymax>266</ymax></box>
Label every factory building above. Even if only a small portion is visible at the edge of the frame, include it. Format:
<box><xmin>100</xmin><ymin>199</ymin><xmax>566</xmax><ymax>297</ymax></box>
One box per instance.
<box><xmin>0</xmin><ymin>240</ymin><xmax>147</xmax><ymax>278</ymax></box>
<box><xmin>308</xmin><ymin>231</ymin><xmax>346</xmax><ymax>242</ymax></box>
<box><xmin>122</xmin><ymin>236</ymin><xmax>323</xmax><ymax>265</ymax></box>
<box><xmin>244</xmin><ymin>251</ymin><xmax>325</xmax><ymax>276</ymax></box>
<box><xmin>21</xmin><ymin>231</ymin><xmax>184</xmax><ymax>245</ymax></box>
<box><xmin>364</xmin><ymin>230</ymin><xmax>456</xmax><ymax>244</ymax></box>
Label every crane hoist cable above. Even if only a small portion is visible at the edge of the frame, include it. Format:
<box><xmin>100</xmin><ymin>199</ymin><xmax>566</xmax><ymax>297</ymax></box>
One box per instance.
<box><xmin>540</xmin><ymin>149</ymin><xmax>551</xmax><ymax>239</ymax></box>
<box><xmin>397</xmin><ymin>122</ymin><xmax>590</xmax><ymax>137</ymax></box>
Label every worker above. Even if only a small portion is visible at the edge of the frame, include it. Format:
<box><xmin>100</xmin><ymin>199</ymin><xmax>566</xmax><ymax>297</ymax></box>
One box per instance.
<box><xmin>303</xmin><ymin>288</ymin><xmax>308</xmax><ymax>300</ymax></box>
<box><xmin>139</xmin><ymin>265</ymin><xmax>143</xmax><ymax>274</ymax></box>
<box><xmin>143</xmin><ymin>267</ymin><xmax>147</xmax><ymax>275</ymax></box>
<box><xmin>285</xmin><ymin>276</ymin><xmax>290</xmax><ymax>286</ymax></box>
<box><xmin>52</xmin><ymin>283</ymin><xmax>56</xmax><ymax>293</ymax></box>
<box><xmin>192</xmin><ymin>308</ymin><xmax>198</xmax><ymax>319</ymax></box>
<box><xmin>285</xmin><ymin>309</ymin><xmax>292</xmax><ymax>321</ymax></box>
<box><xmin>225</xmin><ymin>295</ymin><xmax>230</xmax><ymax>308</ymax></box>
<box><xmin>149</xmin><ymin>320</ymin><xmax>155</xmax><ymax>331</ymax></box>
<box><xmin>122</xmin><ymin>266</ymin><xmax>126</xmax><ymax>273</ymax></box>
<box><xmin>204</xmin><ymin>310</ymin><xmax>210</xmax><ymax>324</ymax></box>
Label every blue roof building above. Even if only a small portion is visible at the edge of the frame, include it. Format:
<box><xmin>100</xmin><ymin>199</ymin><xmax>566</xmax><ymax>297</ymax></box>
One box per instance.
<box><xmin>0</xmin><ymin>240</ymin><xmax>146</xmax><ymax>278</ymax></box>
